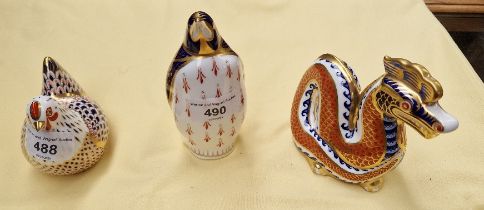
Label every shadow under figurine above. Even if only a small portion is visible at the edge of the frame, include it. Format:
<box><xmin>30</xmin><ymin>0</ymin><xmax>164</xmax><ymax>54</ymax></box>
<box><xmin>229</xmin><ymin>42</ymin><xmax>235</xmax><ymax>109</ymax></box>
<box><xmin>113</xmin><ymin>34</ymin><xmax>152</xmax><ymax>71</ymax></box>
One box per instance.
<box><xmin>290</xmin><ymin>54</ymin><xmax>458</xmax><ymax>192</ymax></box>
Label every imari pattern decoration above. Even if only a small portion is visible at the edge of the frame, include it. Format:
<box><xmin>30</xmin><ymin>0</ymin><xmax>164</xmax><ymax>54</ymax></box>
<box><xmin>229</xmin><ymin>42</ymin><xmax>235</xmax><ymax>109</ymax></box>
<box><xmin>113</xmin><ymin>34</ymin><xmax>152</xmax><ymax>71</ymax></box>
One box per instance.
<box><xmin>21</xmin><ymin>57</ymin><xmax>109</xmax><ymax>175</ymax></box>
<box><xmin>290</xmin><ymin>54</ymin><xmax>458</xmax><ymax>191</ymax></box>
<box><xmin>166</xmin><ymin>11</ymin><xmax>246</xmax><ymax>159</ymax></box>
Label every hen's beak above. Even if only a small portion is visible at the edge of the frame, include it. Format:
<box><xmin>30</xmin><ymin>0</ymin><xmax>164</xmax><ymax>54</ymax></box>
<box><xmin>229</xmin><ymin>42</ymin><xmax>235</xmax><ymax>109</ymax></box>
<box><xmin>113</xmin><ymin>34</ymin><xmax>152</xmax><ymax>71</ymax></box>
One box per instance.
<box><xmin>33</xmin><ymin>121</ymin><xmax>45</xmax><ymax>131</ymax></box>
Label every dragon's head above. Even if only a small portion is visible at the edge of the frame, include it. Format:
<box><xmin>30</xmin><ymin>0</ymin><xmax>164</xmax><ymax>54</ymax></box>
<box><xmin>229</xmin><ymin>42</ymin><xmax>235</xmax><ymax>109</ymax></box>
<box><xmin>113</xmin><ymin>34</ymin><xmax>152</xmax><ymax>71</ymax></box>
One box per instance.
<box><xmin>374</xmin><ymin>56</ymin><xmax>458</xmax><ymax>138</ymax></box>
<box><xmin>184</xmin><ymin>11</ymin><xmax>220</xmax><ymax>55</ymax></box>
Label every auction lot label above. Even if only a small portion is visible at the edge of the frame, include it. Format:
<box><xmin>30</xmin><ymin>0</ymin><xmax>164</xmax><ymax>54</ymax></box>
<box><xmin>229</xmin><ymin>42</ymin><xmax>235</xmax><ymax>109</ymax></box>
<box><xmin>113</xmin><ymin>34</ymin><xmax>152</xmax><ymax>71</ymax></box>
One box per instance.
<box><xmin>187</xmin><ymin>93</ymin><xmax>242</xmax><ymax>122</ymax></box>
<box><xmin>25</xmin><ymin>126</ymin><xmax>84</xmax><ymax>163</ymax></box>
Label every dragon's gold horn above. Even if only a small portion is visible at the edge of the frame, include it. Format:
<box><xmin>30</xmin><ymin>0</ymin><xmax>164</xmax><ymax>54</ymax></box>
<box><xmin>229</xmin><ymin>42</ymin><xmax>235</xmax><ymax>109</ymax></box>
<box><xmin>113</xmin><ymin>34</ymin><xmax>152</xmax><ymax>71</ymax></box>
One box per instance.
<box><xmin>383</xmin><ymin>56</ymin><xmax>443</xmax><ymax>103</ymax></box>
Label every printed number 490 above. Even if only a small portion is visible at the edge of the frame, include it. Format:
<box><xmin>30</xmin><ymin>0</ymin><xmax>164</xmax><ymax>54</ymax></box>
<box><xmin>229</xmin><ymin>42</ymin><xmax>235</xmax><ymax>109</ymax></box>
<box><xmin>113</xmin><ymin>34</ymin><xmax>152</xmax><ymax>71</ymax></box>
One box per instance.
<box><xmin>204</xmin><ymin>106</ymin><xmax>226</xmax><ymax>117</ymax></box>
<box><xmin>34</xmin><ymin>142</ymin><xmax>57</xmax><ymax>155</ymax></box>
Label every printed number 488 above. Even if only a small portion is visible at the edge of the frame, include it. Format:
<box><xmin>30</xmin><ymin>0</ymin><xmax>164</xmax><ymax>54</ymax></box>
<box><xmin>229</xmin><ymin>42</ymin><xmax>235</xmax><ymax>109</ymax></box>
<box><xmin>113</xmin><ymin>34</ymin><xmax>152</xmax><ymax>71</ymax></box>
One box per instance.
<box><xmin>34</xmin><ymin>142</ymin><xmax>57</xmax><ymax>155</ymax></box>
<box><xmin>204</xmin><ymin>106</ymin><xmax>226</xmax><ymax>117</ymax></box>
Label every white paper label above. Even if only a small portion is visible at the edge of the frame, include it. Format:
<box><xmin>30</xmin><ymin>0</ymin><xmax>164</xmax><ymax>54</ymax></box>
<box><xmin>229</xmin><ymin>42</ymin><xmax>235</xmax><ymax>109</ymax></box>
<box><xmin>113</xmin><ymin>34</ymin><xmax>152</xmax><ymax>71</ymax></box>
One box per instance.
<box><xmin>24</xmin><ymin>125</ymin><xmax>84</xmax><ymax>163</ymax></box>
<box><xmin>187</xmin><ymin>93</ymin><xmax>241</xmax><ymax>122</ymax></box>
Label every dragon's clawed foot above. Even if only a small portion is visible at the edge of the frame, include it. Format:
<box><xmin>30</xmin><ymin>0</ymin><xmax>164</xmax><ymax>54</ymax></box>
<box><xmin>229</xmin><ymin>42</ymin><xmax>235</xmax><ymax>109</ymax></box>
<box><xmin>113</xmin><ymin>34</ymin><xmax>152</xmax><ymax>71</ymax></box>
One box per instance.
<box><xmin>304</xmin><ymin>155</ymin><xmax>329</xmax><ymax>176</ymax></box>
<box><xmin>360</xmin><ymin>177</ymin><xmax>384</xmax><ymax>192</ymax></box>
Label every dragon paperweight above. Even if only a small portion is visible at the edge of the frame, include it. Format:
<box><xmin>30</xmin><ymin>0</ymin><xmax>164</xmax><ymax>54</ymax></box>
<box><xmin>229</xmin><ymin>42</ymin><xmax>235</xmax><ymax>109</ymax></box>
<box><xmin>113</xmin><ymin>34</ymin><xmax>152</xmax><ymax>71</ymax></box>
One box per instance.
<box><xmin>290</xmin><ymin>54</ymin><xmax>458</xmax><ymax>192</ymax></box>
<box><xmin>166</xmin><ymin>11</ymin><xmax>246</xmax><ymax>159</ymax></box>
<box><xmin>21</xmin><ymin>57</ymin><xmax>109</xmax><ymax>175</ymax></box>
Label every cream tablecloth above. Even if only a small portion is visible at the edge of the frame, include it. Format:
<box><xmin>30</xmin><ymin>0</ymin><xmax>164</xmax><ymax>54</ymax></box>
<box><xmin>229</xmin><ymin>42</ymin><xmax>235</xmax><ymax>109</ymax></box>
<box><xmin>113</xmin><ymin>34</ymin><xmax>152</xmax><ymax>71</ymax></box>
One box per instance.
<box><xmin>1</xmin><ymin>0</ymin><xmax>483</xmax><ymax>209</ymax></box>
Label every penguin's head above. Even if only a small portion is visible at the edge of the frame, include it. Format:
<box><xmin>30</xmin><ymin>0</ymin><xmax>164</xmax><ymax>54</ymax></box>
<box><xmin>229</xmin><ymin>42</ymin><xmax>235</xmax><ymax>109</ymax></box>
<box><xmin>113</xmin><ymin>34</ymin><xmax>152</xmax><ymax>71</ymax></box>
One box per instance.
<box><xmin>184</xmin><ymin>11</ymin><xmax>220</xmax><ymax>55</ymax></box>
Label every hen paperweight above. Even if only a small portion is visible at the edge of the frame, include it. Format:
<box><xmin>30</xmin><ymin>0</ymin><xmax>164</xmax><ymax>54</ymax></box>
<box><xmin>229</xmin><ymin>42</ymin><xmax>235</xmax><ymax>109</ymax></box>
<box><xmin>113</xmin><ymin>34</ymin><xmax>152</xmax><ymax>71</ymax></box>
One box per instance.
<box><xmin>166</xmin><ymin>11</ymin><xmax>246</xmax><ymax>159</ymax></box>
<box><xmin>21</xmin><ymin>57</ymin><xmax>109</xmax><ymax>175</ymax></box>
<box><xmin>290</xmin><ymin>54</ymin><xmax>458</xmax><ymax>192</ymax></box>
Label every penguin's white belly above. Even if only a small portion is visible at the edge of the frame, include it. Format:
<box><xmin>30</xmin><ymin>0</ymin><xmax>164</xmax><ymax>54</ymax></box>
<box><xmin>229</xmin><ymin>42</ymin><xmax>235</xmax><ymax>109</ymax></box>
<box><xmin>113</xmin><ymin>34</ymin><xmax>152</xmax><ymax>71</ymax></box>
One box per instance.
<box><xmin>172</xmin><ymin>54</ymin><xmax>246</xmax><ymax>159</ymax></box>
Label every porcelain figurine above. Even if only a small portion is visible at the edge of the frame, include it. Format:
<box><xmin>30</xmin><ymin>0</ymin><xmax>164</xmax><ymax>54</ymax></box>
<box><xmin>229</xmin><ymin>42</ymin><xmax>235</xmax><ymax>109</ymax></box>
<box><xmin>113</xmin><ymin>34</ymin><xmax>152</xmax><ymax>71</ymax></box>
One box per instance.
<box><xmin>290</xmin><ymin>54</ymin><xmax>458</xmax><ymax>192</ymax></box>
<box><xmin>166</xmin><ymin>11</ymin><xmax>246</xmax><ymax>159</ymax></box>
<box><xmin>21</xmin><ymin>57</ymin><xmax>108</xmax><ymax>175</ymax></box>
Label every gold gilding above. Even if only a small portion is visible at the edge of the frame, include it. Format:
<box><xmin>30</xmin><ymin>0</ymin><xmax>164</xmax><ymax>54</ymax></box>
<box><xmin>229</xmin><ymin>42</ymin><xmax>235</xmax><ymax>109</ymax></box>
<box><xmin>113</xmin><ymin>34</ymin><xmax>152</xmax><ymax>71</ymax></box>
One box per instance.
<box><xmin>166</xmin><ymin>11</ymin><xmax>237</xmax><ymax>104</ymax></box>
<box><xmin>318</xmin><ymin>54</ymin><xmax>361</xmax><ymax>130</ymax></box>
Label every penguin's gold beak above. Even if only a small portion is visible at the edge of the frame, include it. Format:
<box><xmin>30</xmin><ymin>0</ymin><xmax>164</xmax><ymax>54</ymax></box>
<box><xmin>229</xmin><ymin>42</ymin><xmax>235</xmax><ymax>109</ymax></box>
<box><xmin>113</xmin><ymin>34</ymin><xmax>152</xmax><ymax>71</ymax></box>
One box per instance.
<box><xmin>189</xmin><ymin>21</ymin><xmax>214</xmax><ymax>42</ymax></box>
<box><xmin>33</xmin><ymin>121</ymin><xmax>45</xmax><ymax>131</ymax></box>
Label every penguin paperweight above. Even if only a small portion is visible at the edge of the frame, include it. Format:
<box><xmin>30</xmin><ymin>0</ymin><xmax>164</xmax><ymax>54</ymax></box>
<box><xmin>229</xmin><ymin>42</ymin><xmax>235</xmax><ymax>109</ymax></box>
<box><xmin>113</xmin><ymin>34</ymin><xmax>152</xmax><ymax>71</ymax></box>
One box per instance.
<box><xmin>21</xmin><ymin>57</ymin><xmax>109</xmax><ymax>175</ymax></box>
<box><xmin>166</xmin><ymin>11</ymin><xmax>246</xmax><ymax>159</ymax></box>
<box><xmin>290</xmin><ymin>54</ymin><xmax>458</xmax><ymax>192</ymax></box>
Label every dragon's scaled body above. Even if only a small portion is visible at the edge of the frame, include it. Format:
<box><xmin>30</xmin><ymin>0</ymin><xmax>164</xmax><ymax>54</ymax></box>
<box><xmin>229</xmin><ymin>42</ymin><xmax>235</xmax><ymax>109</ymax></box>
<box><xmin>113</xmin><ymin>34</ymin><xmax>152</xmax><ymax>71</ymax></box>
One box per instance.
<box><xmin>291</xmin><ymin>54</ymin><xmax>458</xmax><ymax>191</ymax></box>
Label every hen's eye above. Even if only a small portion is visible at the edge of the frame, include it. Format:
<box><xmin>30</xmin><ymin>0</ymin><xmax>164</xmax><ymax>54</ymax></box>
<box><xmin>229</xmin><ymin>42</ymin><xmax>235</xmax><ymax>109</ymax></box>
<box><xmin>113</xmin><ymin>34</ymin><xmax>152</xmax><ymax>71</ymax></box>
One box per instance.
<box><xmin>46</xmin><ymin>107</ymin><xmax>52</xmax><ymax>116</ymax></box>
